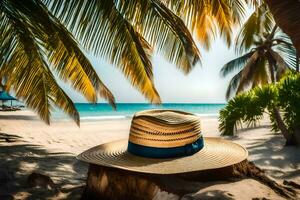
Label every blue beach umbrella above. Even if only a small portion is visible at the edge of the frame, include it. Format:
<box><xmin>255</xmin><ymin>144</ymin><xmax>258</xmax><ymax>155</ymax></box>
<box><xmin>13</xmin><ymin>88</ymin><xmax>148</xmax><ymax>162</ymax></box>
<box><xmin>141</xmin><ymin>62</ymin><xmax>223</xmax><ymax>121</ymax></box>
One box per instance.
<box><xmin>0</xmin><ymin>91</ymin><xmax>17</xmax><ymax>108</ymax></box>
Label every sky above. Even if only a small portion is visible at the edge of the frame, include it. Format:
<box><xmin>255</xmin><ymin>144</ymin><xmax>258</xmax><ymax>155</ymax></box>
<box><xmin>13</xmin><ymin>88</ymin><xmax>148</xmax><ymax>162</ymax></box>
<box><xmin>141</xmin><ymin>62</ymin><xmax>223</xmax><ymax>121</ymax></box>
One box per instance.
<box><xmin>61</xmin><ymin>36</ymin><xmax>238</xmax><ymax>104</ymax></box>
<box><xmin>58</xmin><ymin>6</ymin><xmax>255</xmax><ymax>104</ymax></box>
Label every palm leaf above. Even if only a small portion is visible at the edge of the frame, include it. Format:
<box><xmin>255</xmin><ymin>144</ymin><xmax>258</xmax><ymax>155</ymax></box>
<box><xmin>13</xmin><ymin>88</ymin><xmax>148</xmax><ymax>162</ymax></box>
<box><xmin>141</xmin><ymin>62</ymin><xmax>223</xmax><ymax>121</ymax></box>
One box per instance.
<box><xmin>225</xmin><ymin>71</ymin><xmax>242</xmax><ymax>100</ymax></box>
<box><xmin>268</xmin><ymin>49</ymin><xmax>290</xmax><ymax>80</ymax></box>
<box><xmin>0</xmin><ymin>0</ymin><xmax>118</xmax><ymax>124</ymax></box>
<box><xmin>43</xmin><ymin>0</ymin><xmax>162</xmax><ymax>103</ymax></box>
<box><xmin>115</xmin><ymin>0</ymin><xmax>201</xmax><ymax>72</ymax></box>
<box><xmin>223</xmin><ymin>49</ymin><xmax>268</xmax><ymax>99</ymax></box>
<box><xmin>0</xmin><ymin>9</ymin><xmax>79</xmax><ymax>124</ymax></box>
<box><xmin>210</xmin><ymin>0</ymin><xmax>234</xmax><ymax>46</ymax></box>
<box><xmin>15</xmin><ymin>0</ymin><xmax>116</xmax><ymax>107</ymax></box>
<box><xmin>236</xmin><ymin>51</ymin><xmax>260</xmax><ymax>93</ymax></box>
<box><xmin>227</xmin><ymin>0</ymin><xmax>247</xmax><ymax>24</ymax></box>
<box><xmin>274</xmin><ymin>32</ymin><xmax>298</xmax><ymax>70</ymax></box>
<box><xmin>235</xmin><ymin>4</ymin><xmax>274</xmax><ymax>54</ymax></box>
<box><xmin>161</xmin><ymin>0</ymin><xmax>246</xmax><ymax>48</ymax></box>
<box><xmin>220</xmin><ymin>51</ymin><xmax>255</xmax><ymax>77</ymax></box>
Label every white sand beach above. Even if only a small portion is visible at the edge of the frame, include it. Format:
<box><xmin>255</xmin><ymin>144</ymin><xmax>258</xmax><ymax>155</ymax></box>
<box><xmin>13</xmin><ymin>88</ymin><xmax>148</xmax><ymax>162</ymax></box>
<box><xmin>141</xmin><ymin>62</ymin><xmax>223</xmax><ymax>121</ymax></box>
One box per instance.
<box><xmin>0</xmin><ymin>110</ymin><xmax>299</xmax><ymax>199</ymax></box>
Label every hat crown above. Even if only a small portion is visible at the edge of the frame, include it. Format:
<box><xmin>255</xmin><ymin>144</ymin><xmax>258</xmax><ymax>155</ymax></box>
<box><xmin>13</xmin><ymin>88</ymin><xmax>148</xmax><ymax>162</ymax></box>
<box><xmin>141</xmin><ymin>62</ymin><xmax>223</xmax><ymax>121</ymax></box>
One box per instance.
<box><xmin>129</xmin><ymin>110</ymin><xmax>202</xmax><ymax>148</ymax></box>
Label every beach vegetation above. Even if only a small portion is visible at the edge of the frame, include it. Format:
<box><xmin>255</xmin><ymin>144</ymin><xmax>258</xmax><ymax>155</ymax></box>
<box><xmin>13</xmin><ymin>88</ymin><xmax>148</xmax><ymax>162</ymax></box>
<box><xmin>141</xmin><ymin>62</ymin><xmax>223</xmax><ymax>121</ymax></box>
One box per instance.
<box><xmin>220</xmin><ymin>4</ymin><xmax>297</xmax><ymax>99</ymax></box>
<box><xmin>219</xmin><ymin>72</ymin><xmax>300</xmax><ymax>146</ymax></box>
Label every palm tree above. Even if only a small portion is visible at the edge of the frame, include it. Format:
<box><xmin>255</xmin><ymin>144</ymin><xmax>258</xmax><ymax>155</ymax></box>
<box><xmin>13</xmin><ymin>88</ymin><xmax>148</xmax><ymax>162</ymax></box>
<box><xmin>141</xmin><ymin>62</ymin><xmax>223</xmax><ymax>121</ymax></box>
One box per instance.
<box><xmin>263</xmin><ymin>0</ymin><xmax>300</xmax><ymax>61</ymax></box>
<box><xmin>167</xmin><ymin>0</ymin><xmax>300</xmax><ymax>70</ymax></box>
<box><xmin>1</xmin><ymin>0</ymin><xmax>249</xmax><ymax>125</ymax></box>
<box><xmin>220</xmin><ymin>5</ymin><xmax>297</xmax><ymax>99</ymax></box>
<box><xmin>220</xmin><ymin>4</ymin><xmax>297</xmax><ymax>140</ymax></box>
<box><xmin>0</xmin><ymin>0</ymin><xmax>203</xmax><ymax>124</ymax></box>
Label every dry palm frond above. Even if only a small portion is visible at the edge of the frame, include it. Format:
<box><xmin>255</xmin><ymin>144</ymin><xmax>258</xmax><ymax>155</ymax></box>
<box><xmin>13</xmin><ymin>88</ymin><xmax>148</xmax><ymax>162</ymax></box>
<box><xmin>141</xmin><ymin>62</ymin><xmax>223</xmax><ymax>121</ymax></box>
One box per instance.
<box><xmin>0</xmin><ymin>0</ymin><xmax>116</xmax><ymax>124</ymax></box>
<box><xmin>0</xmin><ymin>14</ymin><xmax>79</xmax><ymax>124</ymax></box>
<box><xmin>43</xmin><ymin>0</ymin><xmax>166</xmax><ymax>103</ymax></box>
<box><xmin>161</xmin><ymin>0</ymin><xmax>247</xmax><ymax>49</ymax></box>
<box><xmin>235</xmin><ymin>4</ymin><xmax>274</xmax><ymax>54</ymax></box>
<box><xmin>116</xmin><ymin>0</ymin><xmax>201</xmax><ymax>73</ymax></box>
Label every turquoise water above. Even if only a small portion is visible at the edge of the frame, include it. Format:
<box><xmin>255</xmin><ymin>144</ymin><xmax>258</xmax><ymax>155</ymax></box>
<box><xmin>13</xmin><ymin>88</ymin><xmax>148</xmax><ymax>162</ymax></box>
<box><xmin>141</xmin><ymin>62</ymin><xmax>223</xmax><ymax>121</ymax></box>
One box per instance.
<box><xmin>54</xmin><ymin>103</ymin><xmax>225</xmax><ymax>120</ymax></box>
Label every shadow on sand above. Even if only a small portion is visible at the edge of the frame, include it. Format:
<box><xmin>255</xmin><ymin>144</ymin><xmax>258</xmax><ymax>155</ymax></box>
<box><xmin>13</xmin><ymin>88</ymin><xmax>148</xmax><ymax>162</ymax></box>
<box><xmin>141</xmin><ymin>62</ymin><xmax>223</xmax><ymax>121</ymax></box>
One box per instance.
<box><xmin>247</xmin><ymin>133</ymin><xmax>300</xmax><ymax>180</ymax></box>
<box><xmin>0</xmin><ymin>114</ymin><xmax>37</xmax><ymax>121</ymax></box>
<box><xmin>230</xmin><ymin>125</ymin><xmax>300</xmax><ymax>181</ymax></box>
<box><xmin>0</xmin><ymin>133</ymin><xmax>88</xmax><ymax>200</ymax></box>
<box><xmin>182</xmin><ymin>190</ymin><xmax>235</xmax><ymax>200</ymax></box>
<box><xmin>1</xmin><ymin>125</ymin><xmax>299</xmax><ymax>199</ymax></box>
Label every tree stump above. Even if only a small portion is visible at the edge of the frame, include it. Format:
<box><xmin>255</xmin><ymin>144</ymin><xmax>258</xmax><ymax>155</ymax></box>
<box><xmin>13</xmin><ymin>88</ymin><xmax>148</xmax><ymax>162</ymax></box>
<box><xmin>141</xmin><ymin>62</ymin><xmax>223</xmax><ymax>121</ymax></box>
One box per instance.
<box><xmin>81</xmin><ymin>160</ymin><xmax>296</xmax><ymax>200</ymax></box>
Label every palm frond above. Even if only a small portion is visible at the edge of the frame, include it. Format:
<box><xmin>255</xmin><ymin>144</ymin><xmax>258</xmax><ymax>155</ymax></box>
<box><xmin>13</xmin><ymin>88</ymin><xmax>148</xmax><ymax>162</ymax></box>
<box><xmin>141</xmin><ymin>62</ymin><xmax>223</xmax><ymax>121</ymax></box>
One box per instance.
<box><xmin>268</xmin><ymin>49</ymin><xmax>289</xmax><ymax>80</ymax></box>
<box><xmin>224</xmin><ymin>51</ymin><xmax>260</xmax><ymax>99</ymax></box>
<box><xmin>24</xmin><ymin>0</ymin><xmax>116</xmax><ymax>106</ymax></box>
<box><xmin>225</xmin><ymin>71</ymin><xmax>242</xmax><ymax>100</ymax></box>
<box><xmin>115</xmin><ymin>0</ymin><xmax>201</xmax><ymax>72</ymax></box>
<box><xmin>274</xmin><ymin>32</ymin><xmax>298</xmax><ymax>70</ymax></box>
<box><xmin>43</xmin><ymin>0</ymin><xmax>164</xmax><ymax>103</ymax></box>
<box><xmin>220</xmin><ymin>51</ymin><xmax>255</xmax><ymax>77</ymax></box>
<box><xmin>227</xmin><ymin>0</ymin><xmax>247</xmax><ymax>24</ymax></box>
<box><xmin>235</xmin><ymin>4</ymin><xmax>274</xmax><ymax>54</ymax></box>
<box><xmin>160</xmin><ymin>0</ymin><xmax>247</xmax><ymax>48</ymax></box>
<box><xmin>236</xmin><ymin>51</ymin><xmax>260</xmax><ymax>93</ymax></box>
<box><xmin>0</xmin><ymin>8</ymin><xmax>79</xmax><ymax>124</ymax></box>
<box><xmin>210</xmin><ymin>0</ymin><xmax>234</xmax><ymax>46</ymax></box>
<box><xmin>219</xmin><ymin>84</ymin><xmax>273</xmax><ymax>136</ymax></box>
<box><xmin>0</xmin><ymin>0</ymin><xmax>118</xmax><ymax>124</ymax></box>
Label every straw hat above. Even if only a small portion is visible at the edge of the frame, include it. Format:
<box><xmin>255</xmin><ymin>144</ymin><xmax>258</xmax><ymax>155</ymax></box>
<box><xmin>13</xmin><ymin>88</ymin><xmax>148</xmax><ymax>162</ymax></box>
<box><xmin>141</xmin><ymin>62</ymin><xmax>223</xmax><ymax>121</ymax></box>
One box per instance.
<box><xmin>77</xmin><ymin>110</ymin><xmax>248</xmax><ymax>174</ymax></box>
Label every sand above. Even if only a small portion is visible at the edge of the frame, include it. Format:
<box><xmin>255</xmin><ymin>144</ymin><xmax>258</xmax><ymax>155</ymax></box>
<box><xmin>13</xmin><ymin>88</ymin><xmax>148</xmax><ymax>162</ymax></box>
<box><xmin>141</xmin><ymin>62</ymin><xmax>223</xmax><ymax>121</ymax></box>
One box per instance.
<box><xmin>0</xmin><ymin>110</ymin><xmax>299</xmax><ymax>199</ymax></box>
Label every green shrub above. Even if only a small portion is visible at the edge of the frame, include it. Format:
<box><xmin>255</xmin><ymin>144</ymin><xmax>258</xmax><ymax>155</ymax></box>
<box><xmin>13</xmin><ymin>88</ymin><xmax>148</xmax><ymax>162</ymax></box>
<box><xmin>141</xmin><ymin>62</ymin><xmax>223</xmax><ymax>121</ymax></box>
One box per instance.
<box><xmin>277</xmin><ymin>73</ymin><xmax>300</xmax><ymax>132</ymax></box>
<box><xmin>219</xmin><ymin>73</ymin><xmax>300</xmax><ymax>137</ymax></box>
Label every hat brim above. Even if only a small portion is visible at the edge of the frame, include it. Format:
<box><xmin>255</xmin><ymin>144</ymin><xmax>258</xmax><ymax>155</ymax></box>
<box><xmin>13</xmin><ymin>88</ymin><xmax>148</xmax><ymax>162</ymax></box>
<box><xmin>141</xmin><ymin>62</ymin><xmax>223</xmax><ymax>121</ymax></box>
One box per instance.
<box><xmin>77</xmin><ymin>137</ymin><xmax>248</xmax><ymax>174</ymax></box>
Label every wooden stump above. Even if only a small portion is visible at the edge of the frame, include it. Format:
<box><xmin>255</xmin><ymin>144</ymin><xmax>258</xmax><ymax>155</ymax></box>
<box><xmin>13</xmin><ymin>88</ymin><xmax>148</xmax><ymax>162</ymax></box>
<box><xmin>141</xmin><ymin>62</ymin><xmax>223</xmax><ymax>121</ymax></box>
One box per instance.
<box><xmin>81</xmin><ymin>161</ymin><xmax>297</xmax><ymax>200</ymax></box>
<box><xmin>81</xmin><ymin>165</ymin><xmax>158</xmax><ymax>200</ymax></box>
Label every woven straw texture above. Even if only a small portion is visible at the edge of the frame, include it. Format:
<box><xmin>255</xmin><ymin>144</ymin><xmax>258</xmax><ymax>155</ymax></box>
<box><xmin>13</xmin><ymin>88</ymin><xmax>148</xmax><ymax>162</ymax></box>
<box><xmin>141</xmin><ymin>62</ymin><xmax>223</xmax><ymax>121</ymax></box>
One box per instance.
<box><xmin>77</xmin><ymin>137</ymin><xmax>248</xmax><ymax>174</ymax></box>
<box><xmin>129</xmin><ymin>110</ymin><xmax>202</xmax><ymax>148</ymax></box>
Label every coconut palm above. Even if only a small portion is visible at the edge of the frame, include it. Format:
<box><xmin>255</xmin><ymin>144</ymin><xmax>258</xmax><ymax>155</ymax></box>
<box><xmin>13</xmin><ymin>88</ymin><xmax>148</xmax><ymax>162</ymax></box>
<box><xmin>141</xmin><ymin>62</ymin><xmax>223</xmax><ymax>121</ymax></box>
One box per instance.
<box><xmin>220</xmin><ymin>5</ymin><xmax>297</xmax><ymax>99</ymax></box>
<box><xmin>0</xmin><ymin>0</ymin><xmax>204</xmax><ymax>124</ymax></box>
<box><xmin>1</xmin><ymin>0</ymin><xmax>251</xmax><ymax>125</ymax></box>
<box><xmin>0</xmin><ymin>0</ymin><xmax>116</xmax><ymax>125</ymax></box>
<box><xmin>167</xmin><ymin>0</ymin><xmax>300</xmax><ymax>70</ymax></box>
<box><xmin>244</xmin><ymin>0</ymin><xmax>300</xmax><ymax>70</ymax></box>
<box><xmin>263</xmin><ymin>0</ymin><xmax>300</xmax><ymax>62</ymax></box>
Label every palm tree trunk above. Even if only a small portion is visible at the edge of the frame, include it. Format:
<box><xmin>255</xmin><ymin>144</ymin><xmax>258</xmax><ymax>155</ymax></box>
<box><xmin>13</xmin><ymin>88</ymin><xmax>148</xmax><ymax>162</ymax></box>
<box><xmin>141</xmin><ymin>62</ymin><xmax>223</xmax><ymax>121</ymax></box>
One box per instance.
<box><xmin>264</xmin><ymin>0</ymin><xmax>300</xmax><ymax>58</ymax></box>
<box><xmin>268</xmin><ymin>63</ymin><xmax>275</xmax><ymax>83</ymax></box>
<box><xmin>267</xmin><ymin>60</ymin><xmax>295</xmax><ymax>145</ymax></box>
<box><xmin>272</xmin><ymin>108</ymin><xmax>295</xmax><ymax>146</ymax></box>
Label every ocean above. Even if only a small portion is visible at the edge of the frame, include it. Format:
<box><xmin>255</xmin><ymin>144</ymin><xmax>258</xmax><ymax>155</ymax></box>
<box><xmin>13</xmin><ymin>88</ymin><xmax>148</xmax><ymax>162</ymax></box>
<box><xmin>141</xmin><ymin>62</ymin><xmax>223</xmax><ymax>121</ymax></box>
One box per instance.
<box><xmin>53</xmin><ymin>103</ymin><xmax>225</xmax><ymax>121</ymax></box>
